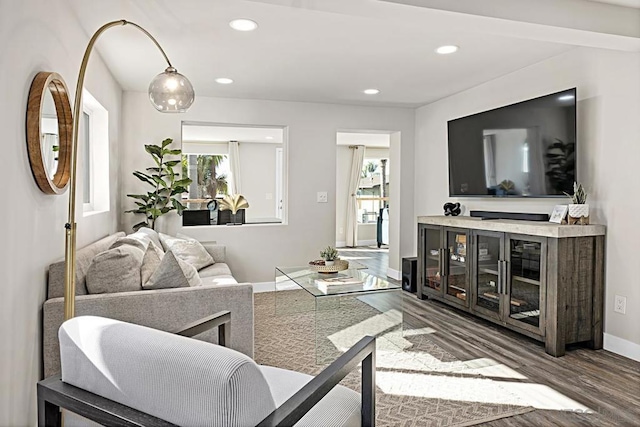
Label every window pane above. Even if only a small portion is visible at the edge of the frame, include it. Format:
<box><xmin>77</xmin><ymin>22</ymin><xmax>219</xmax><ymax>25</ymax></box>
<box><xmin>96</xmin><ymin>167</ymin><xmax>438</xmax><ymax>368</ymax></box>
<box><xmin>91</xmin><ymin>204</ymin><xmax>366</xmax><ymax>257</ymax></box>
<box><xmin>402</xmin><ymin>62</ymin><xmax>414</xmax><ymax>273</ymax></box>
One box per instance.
<box><xmin>82</xmin><ymin>112</ymin><xmax>91</xmax><ymax>204</ymax></box>
<box><xmin>357</xmin><ymin>158</ymin><xmax>389</xmax><ymax>223</ymax></box>
<box><xmin>183</xmin><ymin>154</ymin><xmax>229</xmax><ymax>200</ymax></box>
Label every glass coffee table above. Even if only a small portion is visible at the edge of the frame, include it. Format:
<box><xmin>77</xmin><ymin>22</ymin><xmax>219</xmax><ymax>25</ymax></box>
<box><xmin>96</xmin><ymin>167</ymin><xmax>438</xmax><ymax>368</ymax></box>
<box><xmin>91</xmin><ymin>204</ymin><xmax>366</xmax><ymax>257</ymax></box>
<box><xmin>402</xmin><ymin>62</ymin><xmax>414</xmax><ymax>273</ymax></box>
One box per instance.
<box><xmin>275</xmin><ymin>265</ymin><xmax>403</xmax><ymax>364</ymax></box>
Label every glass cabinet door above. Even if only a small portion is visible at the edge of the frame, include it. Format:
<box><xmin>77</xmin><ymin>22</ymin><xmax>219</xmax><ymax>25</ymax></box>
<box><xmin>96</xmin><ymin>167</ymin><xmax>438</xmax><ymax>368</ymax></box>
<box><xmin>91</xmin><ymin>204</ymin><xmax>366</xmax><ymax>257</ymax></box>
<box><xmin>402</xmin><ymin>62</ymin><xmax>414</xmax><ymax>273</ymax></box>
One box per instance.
<box><xmin>506</xmin><ymin>237</ymin><xmax>546</xmax><ymax>334</ymax></box>
<box><xmin>422</xmin><ymin>226</ymin><xmax>443</xmax><ymax>295</ymax></box>
<box><xmin>472</xmin><ymin>232</ymin><xmax>503</xmax><ymax>318</ymax></box>
<box><xmin>444</xmin><ymin>229</ymin><xmax>469</xmax><ymax>306</ymax></box>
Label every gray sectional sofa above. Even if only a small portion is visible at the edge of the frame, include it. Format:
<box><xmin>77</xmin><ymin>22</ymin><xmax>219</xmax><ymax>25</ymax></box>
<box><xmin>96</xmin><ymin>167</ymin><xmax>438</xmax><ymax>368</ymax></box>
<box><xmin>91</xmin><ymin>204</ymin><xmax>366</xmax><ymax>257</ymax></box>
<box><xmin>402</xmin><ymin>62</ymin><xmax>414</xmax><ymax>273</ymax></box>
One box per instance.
<box><xmin>43</xmin><ymin>232</ymin><xmax>254</xmax><ymax>377</ymax></box>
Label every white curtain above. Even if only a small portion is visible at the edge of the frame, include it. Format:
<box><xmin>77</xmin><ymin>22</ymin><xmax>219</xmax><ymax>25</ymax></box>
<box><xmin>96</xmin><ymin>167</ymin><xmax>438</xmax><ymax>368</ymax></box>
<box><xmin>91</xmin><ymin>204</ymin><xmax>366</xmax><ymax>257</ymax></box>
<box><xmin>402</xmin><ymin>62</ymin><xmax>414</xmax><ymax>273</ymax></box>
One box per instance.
<box><xmin>346</xmin><ymin>145</ymin><xmax>365</xmax><ymax>247</ymax></box>
<box><xmin>228</xmin><ymin>140</ymin><xmax>242</xmax><ymax>194</ymax></box>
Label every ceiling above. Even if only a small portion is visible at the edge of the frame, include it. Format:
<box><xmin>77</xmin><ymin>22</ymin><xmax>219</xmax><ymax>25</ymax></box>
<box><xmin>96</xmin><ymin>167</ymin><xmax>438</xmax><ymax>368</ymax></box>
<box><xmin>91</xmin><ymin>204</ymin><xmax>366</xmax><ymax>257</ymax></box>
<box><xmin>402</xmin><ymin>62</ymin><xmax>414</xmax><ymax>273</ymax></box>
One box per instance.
<box><xmin>67</xmin><ymin>0</ymin><xmax>633</xmax><ymax>107</ymax></box>
<box><xmin>586</xmin><ymin>0</ymin><xmax>640</xmax><ymax>7</ymax></box>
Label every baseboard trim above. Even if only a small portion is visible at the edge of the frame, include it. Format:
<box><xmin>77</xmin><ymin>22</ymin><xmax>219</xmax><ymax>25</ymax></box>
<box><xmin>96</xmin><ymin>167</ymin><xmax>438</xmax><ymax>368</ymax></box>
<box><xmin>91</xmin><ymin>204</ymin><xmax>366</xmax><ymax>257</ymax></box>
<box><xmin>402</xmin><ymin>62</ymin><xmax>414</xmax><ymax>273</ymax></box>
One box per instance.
<box><xmin>604</xmin><ymin>333</ymin><xmax>640</xmax><ymax>362</ymax></box>
<box><xmin>252</xmin><ymin>282</ymin><xmax>275</xmax><ymax>293</ymax></box>
<box><xmin>336</xmin><ymin>239</ymin><xmax>379</xmax><ymax>248</ymax></box>
<box><xmin>387</xmin><ymin>268</ymin><xmax>401</xmax><ymax>281</ymax></box>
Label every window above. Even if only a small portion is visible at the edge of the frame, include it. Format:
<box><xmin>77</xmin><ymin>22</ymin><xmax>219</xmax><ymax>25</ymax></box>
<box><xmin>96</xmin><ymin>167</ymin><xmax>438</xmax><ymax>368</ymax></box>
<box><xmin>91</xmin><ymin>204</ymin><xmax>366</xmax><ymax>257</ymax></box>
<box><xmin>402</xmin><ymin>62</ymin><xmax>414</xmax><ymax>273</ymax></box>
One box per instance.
<box><xmin>82</xmin><ymin>90</ymin><xmax>110</xmax><ymax>215</ymax></box>
<box><xmin>181</xmin><ymin>123</ymin><xmax>287</xmax><ymax>226</ymax></box>
<box><xmin>182</xmin><ymin>154</ymin><xmax>230</xmax><ymax>198</ymax></box>
<box><xmin>357</xmin><ymin>158</ymin><xmax>389</xmax><ymax>224</ymax></box>
<box><xmin>82</xmin><ymin>112</ymin><xmax>91</xmax><ymax>205</ymax></box>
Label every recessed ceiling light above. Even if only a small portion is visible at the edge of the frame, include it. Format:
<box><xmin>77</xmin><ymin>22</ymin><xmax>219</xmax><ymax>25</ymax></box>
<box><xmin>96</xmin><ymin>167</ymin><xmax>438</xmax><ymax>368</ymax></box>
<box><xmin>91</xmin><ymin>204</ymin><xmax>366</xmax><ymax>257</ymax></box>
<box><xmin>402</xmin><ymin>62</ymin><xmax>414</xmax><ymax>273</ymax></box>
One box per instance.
<box><xmin>558</xmin><ymin>95</ymin><xmax>575</xmax><ymax>101</ymax></box>
<box><xmin>364</xmin><ymin>89</ymin><xmax>380</xmax><ymax>95</ymax></box>
<box><xmin>215</xmin><ymin>77</ymin><xmax>234</xmax><ymax>84</ymax></box>
<box><xmin>229</xmin><ymin>19</ymin><xmax>258</xmax><ymax>31</ymax></box>
<box><xmin>436</xmin><ymin>45</ymin><xmax>459</xmax><ymax>54</ymax></box>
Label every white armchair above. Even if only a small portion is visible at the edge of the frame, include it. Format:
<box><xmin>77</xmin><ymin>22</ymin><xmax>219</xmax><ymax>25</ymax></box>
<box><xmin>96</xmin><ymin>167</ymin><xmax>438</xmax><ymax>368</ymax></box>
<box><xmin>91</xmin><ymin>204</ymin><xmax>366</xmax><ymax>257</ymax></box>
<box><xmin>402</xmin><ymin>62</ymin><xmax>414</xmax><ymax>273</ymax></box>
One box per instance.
<box><xmin>38</xmin><ymin>314</ymin><xmax>376</xmax><ymax>427</ymax></box>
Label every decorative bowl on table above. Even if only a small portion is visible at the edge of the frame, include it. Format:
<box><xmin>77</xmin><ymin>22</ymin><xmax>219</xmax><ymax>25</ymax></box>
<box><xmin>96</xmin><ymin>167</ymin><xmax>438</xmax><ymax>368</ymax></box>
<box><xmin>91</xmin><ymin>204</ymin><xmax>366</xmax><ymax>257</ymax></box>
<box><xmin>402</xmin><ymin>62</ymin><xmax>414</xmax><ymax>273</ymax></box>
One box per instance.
<box><xmin>308</xmin><ymin>259</ymin><xmax>349</xmax><ymax>273</ymax></box>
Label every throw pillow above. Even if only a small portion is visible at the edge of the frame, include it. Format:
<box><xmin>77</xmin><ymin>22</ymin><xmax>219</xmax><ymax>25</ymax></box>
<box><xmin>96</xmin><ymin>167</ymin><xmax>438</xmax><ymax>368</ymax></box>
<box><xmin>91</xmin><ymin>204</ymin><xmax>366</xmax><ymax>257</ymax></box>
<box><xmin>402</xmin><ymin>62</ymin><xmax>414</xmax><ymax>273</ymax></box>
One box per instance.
<box><xmin>143</xmin><ymin>251</ymin><xmax>202</xmax><ymax>290</ymax></box>
<box><xmin>158</xmin><ymin>233</ymin><xmax>214</xmax><ymax>270</ymax></box>
<box><xmin>135</xmin><ymin>227</ymin><xmax>164</xmax><ymax>252</ymax></box>
<box><xmin>141</xmin><ymin>242</ymin><xmax>164</xmax><ymax>285</ymax></box>
<box><xmin>109</xmin><ymin>235</ymin><xmax>150</xmax><ymax>253</ymax></box>
<box><xmin>86</xmin><ymin>246</ymin><xmax>145</xmax><ymax>294</ymax></box>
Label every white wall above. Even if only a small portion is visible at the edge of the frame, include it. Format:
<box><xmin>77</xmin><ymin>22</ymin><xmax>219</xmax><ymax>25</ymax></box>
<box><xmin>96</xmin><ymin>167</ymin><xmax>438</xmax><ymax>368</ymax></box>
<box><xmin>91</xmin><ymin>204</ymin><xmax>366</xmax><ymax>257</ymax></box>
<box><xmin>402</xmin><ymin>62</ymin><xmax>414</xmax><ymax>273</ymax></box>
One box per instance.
<box><xmin>239</xmin><ymin>142</ymin><xmax>281</xmax><ymax>222</ymax></box>
<box><xmin>0</xmin><ymin>0</ymin><xmax>123</xmax><ymax>423</ymax></box>
<box><xmin>122</xmin><ymin>92</ymin><xmax>415</xmax><ymax>281</ymax></box>
<box><xmin>414</xmin><ymin>47</ymin><xmax>640</xmax><ymax>356</ymax></box>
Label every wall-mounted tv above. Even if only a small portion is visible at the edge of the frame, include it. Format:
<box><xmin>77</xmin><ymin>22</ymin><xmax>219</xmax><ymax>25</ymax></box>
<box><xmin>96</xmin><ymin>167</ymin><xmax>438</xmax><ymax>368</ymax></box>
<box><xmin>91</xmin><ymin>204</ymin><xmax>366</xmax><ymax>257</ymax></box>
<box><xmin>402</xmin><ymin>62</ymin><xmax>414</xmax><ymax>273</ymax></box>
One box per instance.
<box><xmin>448</xmin><ymin>88</ymin><xmax>576</xmax><ymax>198</ymax></box>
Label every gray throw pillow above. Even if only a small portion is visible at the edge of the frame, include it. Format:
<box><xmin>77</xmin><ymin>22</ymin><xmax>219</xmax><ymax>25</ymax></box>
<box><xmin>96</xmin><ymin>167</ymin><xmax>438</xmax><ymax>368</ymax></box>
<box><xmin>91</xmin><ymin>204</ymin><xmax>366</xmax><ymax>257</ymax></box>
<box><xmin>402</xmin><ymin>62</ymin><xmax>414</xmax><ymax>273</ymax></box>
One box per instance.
<box><xmin>143</xmin><ymin>251</ymin><xmax>202</xmax><ymax>290</ymax></box>
<box><xmin>141</xmin><ymin>242</ymin><xmax>164</xmax><ymax>285</ymax></box>
<box><xmin>86</xmin><ymin>246</ymin><xmax>145</xmax><ymax>294</ymax></box>
<box><xmin>159</xmin><ymin>233</ymin><xmax>214</xmax><ymax>270</ymax></box>
<box><xmin>109</xmin><ymin>235</ymin><xmax>150</xmax><ymax>252</ymax></box>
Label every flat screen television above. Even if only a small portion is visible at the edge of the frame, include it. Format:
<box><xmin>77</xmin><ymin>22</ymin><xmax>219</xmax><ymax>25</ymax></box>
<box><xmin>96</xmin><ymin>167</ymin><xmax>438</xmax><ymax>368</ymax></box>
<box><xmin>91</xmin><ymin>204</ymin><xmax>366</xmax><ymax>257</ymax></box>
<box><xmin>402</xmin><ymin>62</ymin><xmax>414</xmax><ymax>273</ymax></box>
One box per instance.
<box><xmin>448</xmin><ymin>88</ymin><xmax>576</xmax><ymax>197</ymax></box>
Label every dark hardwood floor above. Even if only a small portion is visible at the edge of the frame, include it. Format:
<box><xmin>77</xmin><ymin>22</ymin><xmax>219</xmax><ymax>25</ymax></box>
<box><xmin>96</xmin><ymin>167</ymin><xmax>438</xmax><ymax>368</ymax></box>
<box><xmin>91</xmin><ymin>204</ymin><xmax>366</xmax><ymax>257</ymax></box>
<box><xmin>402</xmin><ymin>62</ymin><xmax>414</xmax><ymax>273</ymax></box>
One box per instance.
<box><xmin>339</xmin><ymin>248</ymin><xmax>640</xmax><ymax>426</ymax></box>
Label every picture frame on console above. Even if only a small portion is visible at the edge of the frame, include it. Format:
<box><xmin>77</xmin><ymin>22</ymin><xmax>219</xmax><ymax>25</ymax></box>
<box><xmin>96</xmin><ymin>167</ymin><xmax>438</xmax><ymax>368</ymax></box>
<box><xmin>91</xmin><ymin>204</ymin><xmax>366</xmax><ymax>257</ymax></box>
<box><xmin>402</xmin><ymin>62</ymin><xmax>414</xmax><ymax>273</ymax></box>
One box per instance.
<box><xmin>549</xmin><ymin>205</ymin><xmax>568</xmax><ymax>224</ymax></box>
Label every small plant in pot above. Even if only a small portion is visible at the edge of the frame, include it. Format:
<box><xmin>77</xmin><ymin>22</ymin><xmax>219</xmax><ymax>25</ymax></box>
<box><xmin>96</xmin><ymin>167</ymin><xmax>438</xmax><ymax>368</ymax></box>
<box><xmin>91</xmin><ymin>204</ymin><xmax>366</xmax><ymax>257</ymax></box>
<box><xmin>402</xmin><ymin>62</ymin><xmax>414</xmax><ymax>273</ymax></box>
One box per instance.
<box><xmin>320</xmin><ymin>246</ymin><xmax>339</xmax><ymax>266</ymax></box>
<box><xmin>564</xmin><ymin>182</ymin><xmax>589</xmax><ymax>225</ymax></box>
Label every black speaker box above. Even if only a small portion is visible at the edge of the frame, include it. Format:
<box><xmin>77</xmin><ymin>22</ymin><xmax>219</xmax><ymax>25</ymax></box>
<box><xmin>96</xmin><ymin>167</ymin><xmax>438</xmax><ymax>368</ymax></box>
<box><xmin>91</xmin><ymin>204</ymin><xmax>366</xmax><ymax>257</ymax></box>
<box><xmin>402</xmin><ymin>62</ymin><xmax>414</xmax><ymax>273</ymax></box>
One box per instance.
<box><xmin>402</xmin><ymin>257</ymin><xmax>418</xmax><ymax>293</ymax></box>
<box><xmin>182</xmin><ymin>210</ymin><xmax>211</xmax><ymax>226</ymax></box>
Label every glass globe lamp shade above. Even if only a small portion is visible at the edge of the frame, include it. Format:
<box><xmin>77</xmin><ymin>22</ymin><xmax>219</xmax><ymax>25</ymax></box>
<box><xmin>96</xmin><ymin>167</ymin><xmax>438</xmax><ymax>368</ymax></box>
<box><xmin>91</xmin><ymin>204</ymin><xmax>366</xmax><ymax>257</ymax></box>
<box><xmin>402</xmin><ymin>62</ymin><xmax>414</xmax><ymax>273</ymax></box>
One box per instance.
<box><xmin>148</xmin><ymin>67</ymin><xmax>195</xmax><ymax>113</ymax></box>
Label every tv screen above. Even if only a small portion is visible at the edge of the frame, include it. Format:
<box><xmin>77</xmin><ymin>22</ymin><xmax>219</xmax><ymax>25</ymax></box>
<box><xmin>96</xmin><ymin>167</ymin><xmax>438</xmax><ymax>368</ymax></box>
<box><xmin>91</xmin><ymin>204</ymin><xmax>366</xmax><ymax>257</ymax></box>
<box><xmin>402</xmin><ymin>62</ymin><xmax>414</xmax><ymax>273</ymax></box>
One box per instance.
<box><xmin>448</xmin><ymin>88</ymin><xmax>576</xmax><ymax>197</ymax></box>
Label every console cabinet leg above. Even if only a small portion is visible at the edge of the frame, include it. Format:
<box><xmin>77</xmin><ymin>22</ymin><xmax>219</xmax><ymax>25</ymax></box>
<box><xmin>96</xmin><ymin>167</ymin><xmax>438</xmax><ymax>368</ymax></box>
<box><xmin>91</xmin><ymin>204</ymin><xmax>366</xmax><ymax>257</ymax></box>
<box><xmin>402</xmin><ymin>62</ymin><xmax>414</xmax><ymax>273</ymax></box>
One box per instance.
<box><xmin>545</xmin><ymin>335</ymin><xmax>566</xmax><ymax>357</ymax></box>
<box><xmin>587</xmin><ymin>336</ymin><xmax>603</xmax><ymax>350</ymax></box>
<box><xmin>589</xmin><ymin>235</ymin><xmax>605</xmax><ymax>350</ymax></box>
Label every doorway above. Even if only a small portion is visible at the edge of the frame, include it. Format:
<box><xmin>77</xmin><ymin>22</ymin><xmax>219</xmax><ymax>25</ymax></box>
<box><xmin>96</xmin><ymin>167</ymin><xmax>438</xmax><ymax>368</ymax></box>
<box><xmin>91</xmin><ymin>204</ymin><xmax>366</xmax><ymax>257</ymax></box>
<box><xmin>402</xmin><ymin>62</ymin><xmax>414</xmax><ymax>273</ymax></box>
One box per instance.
<box><xmin>335</xmin><ymin>131</ymin><xmax>392</xmax><ymax>270</ymax></box>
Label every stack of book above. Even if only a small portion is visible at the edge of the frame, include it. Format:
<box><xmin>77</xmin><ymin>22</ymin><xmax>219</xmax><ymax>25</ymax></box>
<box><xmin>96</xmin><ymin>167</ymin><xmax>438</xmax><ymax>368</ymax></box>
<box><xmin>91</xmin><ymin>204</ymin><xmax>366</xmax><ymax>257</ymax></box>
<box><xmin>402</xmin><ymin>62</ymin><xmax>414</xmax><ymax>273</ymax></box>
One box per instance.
<box><xmin>315</xmin><ymin>275</ymin><xmax>364</xmax><ymax>293</ymax></box>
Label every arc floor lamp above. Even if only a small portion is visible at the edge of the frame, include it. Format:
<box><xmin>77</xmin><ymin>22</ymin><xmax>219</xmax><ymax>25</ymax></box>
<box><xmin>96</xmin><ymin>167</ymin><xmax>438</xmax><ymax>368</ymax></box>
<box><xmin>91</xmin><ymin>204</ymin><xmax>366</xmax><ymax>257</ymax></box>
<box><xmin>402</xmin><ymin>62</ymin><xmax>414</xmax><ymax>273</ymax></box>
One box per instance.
<box><xmin>63</xmin><ymin>20</ymin><xmax>195</xmax><ymax>320</ymax></box>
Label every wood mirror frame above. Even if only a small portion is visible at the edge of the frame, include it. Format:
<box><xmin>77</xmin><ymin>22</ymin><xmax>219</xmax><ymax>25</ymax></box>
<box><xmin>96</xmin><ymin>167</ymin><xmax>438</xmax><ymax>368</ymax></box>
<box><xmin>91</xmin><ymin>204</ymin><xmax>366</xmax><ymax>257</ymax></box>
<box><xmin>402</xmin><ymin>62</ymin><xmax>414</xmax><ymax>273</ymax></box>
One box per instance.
<box><xmin>26</xmin><ymin>71</ymin><xmax>73</xmax><ymax>194</ymax></box>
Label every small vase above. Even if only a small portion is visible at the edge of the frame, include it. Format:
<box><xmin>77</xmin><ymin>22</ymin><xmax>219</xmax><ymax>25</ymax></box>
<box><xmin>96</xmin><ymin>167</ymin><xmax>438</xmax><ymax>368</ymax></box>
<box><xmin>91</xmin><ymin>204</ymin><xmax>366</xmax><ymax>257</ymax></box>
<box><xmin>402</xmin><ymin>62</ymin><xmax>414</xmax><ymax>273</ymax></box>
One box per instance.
<box><xmin>568</xmin><ymin>204</ymin><xmax>589</xmax><ymax>225</ymax></box>
<box><xmin>325</xmin><ymin>260</ymin><xmax>335</xmax><ymax>266</ymax></box>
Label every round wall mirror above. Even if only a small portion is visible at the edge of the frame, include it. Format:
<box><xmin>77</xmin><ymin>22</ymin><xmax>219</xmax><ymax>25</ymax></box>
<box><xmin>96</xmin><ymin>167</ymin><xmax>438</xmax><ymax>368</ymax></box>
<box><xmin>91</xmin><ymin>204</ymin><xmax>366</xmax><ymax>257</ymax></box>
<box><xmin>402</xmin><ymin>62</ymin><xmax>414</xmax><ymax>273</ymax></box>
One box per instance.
<box><xmin>26</xmin><ymin>72</ymin><xmax>73</xmax><ymax>194</ymax></box>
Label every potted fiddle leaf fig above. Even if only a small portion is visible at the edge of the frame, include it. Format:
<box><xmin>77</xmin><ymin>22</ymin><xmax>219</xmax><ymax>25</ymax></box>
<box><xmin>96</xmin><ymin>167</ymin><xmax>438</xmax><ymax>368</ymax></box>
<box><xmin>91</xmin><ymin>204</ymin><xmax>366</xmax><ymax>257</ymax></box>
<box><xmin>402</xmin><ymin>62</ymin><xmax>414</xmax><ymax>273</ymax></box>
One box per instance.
<box><xmin>126</xmin><ymin>138</ymin><xmax>192</xmax><ymax>231</ymax></box>
<box><xmin>320</xmin><ymin>246</ymin><xmax>339</xmax><ymax>266</ymax></box>
<box><xmin>564</xmin><ymin>181</ymin><xmax>589</xmax><ymax>225</ymax></box>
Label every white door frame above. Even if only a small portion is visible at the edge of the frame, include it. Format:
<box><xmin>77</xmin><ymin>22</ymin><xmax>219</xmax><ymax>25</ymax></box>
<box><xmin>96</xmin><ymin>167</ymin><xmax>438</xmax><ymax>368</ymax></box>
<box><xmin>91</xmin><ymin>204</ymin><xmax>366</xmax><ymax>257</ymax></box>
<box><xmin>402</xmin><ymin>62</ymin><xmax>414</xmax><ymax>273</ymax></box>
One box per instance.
<box><xmin>275</xmin><ymin>147</ymin><xmax>284</xmax><ymax>220</ymax></box>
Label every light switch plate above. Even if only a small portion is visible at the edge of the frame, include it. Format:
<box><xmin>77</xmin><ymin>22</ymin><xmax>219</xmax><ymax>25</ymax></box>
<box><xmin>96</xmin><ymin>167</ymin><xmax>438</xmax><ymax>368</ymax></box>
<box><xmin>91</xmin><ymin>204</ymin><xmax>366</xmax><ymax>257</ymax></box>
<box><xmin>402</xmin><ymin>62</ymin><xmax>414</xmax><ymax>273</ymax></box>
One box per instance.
<box><xmin>317</xmin><ymin>191</ymin><xmax>328</xmax><ymax>203</ymax></box>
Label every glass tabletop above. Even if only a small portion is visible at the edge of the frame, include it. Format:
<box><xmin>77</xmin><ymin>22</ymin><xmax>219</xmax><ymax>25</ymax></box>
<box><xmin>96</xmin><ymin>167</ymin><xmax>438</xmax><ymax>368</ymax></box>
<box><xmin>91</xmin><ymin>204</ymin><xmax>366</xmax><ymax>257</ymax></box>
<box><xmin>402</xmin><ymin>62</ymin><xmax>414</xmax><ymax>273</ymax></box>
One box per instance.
<box><xmin>276</xmin><ymin>265</ymin><xmax>401</xmax><ymax>297</ymax></box>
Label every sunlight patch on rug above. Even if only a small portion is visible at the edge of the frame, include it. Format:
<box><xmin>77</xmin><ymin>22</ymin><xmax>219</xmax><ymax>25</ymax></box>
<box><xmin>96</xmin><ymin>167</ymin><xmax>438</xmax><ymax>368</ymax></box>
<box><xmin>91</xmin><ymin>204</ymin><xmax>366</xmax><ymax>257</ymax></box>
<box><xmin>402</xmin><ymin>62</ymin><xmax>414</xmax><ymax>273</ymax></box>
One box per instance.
<box><xmin>254</xmin><ymin>290</ymin><xmax>538</xmax><ymax>426</ymax></box>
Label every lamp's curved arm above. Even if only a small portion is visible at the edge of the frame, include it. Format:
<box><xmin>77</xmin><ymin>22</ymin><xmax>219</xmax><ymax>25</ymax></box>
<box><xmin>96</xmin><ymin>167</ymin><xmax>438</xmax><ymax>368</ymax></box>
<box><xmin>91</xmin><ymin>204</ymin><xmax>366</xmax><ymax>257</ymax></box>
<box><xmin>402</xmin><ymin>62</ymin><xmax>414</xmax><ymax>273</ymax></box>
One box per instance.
<box><xmin>64</xmin><ymin>20</ymin><xmax>173</xmax><ymax>320</ymax></box>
